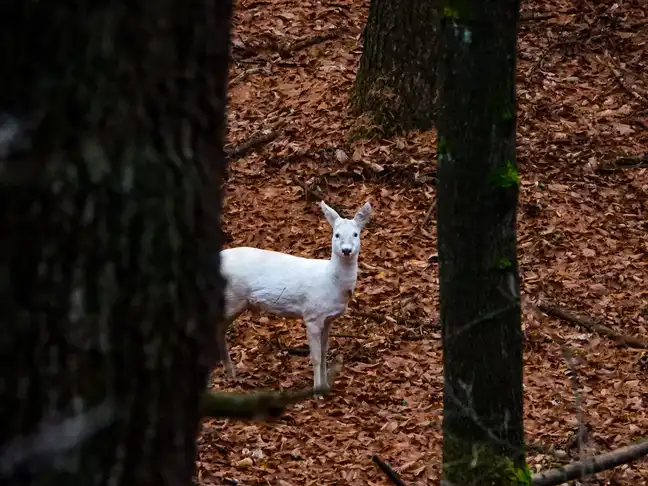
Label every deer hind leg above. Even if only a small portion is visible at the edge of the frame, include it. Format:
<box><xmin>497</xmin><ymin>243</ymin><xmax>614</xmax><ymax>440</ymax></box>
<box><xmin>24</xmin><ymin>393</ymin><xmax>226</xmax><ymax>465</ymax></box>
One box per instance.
<box><xmin>217</xmin><ymin>288</ymin><xmax>248</xmax><ymax>379</ymax></box>
<box><xmin>319</xmin><ymin>319</ymin><xmax>333</xmax><ymax>388</ymax></box>
<box><xmin>216</xmin><ymin>318</ymin><xmax>236</xmax><ymax>378</ymax></box>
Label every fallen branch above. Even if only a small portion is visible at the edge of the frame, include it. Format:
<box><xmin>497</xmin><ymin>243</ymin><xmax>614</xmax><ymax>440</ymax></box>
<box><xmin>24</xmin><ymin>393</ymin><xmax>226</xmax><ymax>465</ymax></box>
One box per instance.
<box><xmin>291</xmin><ymin>176</ymin><xmax>347</xmax><ymax>217</ymax></box>
<box><xmin>372</xmin><ymin>455</ymin><xmax>408</xmax><ymax>486</ymax></box>
<box><xmin>226</xmin><ymin>126</ymin><xmax>282</xmax><ymax>160</ymax></box>
<box><xmin>279</xmin><ymin>31</ymin><xmax>340</xmax><ymax>57</ymax></box>
<box><xmin>531</xmin><ymin>439</ymin><xmax>648</xmax><ymax>486</ymax></box>
<box><xmin>200</xmin><ymin>359</ymin><xmax>342</xmax><ymax>419</ymax></box>
<box><xmin>594</xmin><ymin>154</ymin><xmax>648</xmax><ymax>172</ymax></box>
<box><xmin>537</xmin><ymin>301</ymin><xmax>648</xmax><ymax>349</ymax></box>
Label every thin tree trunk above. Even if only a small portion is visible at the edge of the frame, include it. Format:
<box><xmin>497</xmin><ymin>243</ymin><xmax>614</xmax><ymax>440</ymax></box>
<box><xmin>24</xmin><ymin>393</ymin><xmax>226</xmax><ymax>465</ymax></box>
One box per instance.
<box><xmin>436</xmin><ymin>2</ymin><xmax>526</xmax><ymax>485</ymax></box>
<box><xmin>352</xmin><ymin>0</ymin><xmax>440</xmax><ymax>136</ymax></box>
<box><xmin>0</xmin><ymin>1</ymin><xmax>232</xmax><ymax>485</ymax></box>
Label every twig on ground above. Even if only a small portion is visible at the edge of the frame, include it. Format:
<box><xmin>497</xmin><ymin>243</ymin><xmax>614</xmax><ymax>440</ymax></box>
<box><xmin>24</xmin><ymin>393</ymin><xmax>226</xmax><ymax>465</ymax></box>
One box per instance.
<box><xmin>291</xmin><ymin>176</ymin><xmax>347</xmax><ymax>217</ymax></box>
<box><xmin>279</xmin><ymin>31</ymin><xmax>341</xmax><ymax>57</ymax></box>
<box><xmin>420</xmin><ymin>196</ymin><xmax>436</xmax><ymax>231</ymax></box>
<box><xmin>531</xmin><ymin>439</ymin><xmax>648</xmax><ymax>486</ymax></box>
<box><xmin>350</xmin><ymin>309</ymin><xmax>439</xmax><ymax>330</ymax></box>
<box><xmin>372</xmin><ymin>455</ymin><xmax>408</xmax><ymax>486</ymax></box>
<box><xmin>226</xmin><ymin>125</ymin><xmax>282</xmax><ymax>160</ymax></box>
<box><xmin>229</xmin><ymin>66</ymin><xmax>263</xmax><ymax>86</ymax></box>
<box><xmin>200</xmin><ymin>359</ymin><xmax>342</xmax><ymax>419</ymax></box>
<box><xmin>520</xmin><ymin>9</ymin><xmax>576</xmax><ymax>22</ymax></box>
<box><xmin>537</xmin><ymin>301</ymin><xmax>648</xmax><ymax>349</ymax></box>
<box><xmin>602</xmin><ymin>53</ymin><xmax>648</xmax><ymax>103</ymax></box>
<box><xmin>330</xmin><ymin>333</ymin><xmax>363</xmax><ymax>339</ymax></box>
<box><xmin>592</xmin><ymin>153</ymin><xmax>648</xmax><ymax>172</ymax></box>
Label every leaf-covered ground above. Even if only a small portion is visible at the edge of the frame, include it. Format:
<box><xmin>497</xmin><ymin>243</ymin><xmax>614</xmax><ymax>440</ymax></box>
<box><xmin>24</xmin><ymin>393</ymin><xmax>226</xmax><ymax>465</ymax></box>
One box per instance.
<box><xmin>197</xmin><ymin>1</ymin><xmax>648</xmax><ymax>484</ymax></box>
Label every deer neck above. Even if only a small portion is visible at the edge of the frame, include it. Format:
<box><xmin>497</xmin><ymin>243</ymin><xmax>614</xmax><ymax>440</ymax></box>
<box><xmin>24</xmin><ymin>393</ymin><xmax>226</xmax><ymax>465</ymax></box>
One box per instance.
<box><xmin>329</xmin><ymin>253</ymin><xmax>358</xmax><ymax>291</ymax></box>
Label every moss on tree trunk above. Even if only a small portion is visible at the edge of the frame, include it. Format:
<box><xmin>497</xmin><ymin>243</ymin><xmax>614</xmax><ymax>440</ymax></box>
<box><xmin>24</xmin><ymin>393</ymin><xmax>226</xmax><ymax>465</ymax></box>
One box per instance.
<box><xmin>351</xmin><ymin>0</ymin><xmax>440</xmax><ymax>137</ymax></box>
<box><xmin>0</xmin><ymin>1</ymin><xmax>231</xmax><ymax>484</ymax></box>
<box><xmin>435</xmin><ymin>1</ymin><xmax>527</xmax><ymax>485</ymax></box>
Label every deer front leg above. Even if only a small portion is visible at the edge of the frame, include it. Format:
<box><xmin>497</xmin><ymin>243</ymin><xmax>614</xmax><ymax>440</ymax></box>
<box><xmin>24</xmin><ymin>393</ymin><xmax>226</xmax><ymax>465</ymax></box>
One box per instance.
<box><xmin>319</xmin><ymin>319</ymin><xmax>332</xmax><ymax>388</ymax></box>
<box><xmin>305</xmin><ymin>320</ymin><xmax>324</xmax><ymax>393</ymax></box>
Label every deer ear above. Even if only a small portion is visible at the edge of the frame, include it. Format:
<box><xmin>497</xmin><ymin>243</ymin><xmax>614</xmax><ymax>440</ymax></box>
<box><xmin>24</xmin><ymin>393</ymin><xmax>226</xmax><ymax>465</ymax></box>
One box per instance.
<box><xmin>320</xmin><ymin>201</ymin><xmax>340</xmax><ymax>227</ymax></box>
<box><xmin>353</xmin><ymin>202</ymin><xmax>372</xmax><ymax>230</ymax></box>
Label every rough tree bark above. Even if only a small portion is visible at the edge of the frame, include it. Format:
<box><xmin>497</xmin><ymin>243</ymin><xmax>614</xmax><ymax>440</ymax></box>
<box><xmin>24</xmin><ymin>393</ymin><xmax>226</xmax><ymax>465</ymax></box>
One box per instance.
<box><xmin>351</xmin><ymin>0</ymin><xmax>440</xmax><ymax>135</ymax></box>
<box><xmin>435</xmin><ymin>1</ymin><xmax>527</xmax><ymax>485</ymax></box>
<box><xmin>0</xmin><ymin>1</ymin><xmax>232</xmax><ymax>484</ymax></box>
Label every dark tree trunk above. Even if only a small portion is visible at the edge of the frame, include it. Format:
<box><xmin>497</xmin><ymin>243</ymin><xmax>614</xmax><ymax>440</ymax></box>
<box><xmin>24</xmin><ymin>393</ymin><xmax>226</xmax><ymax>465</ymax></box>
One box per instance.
<box><xmin>0</xmin><ymin>1</ymin><xmax>232</xmax><ymax>485</ymax></box>
<box><xmin>351</xmin><ymin>0</ymin><xmax>440</xmax><ymax>136</ymax></box>
<box><xmin>435</xmin><ymin>2</ymin><xmax>527</xmax><ymax>485</ymax></box>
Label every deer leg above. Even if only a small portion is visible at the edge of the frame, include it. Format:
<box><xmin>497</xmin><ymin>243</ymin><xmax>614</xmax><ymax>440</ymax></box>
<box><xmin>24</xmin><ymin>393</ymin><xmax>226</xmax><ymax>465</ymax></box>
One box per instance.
<box><xmin>305</xmin><ymin>320</ymin><xmax>324</xmax><ymax>393</ymax></box>
<box><xmin>319</xmin><ymin>319</ymin><xmax>332</xmax><ymax>388</ymax></box>
<box><xmin>216</xmin><ymin>319</ymin><xmax>235</xmax><ymax>378</ymax></box>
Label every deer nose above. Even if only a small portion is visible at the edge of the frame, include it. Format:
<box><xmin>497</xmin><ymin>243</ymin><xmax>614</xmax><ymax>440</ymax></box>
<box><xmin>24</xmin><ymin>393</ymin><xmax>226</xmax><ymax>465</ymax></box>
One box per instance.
<box><xmin>342</xmin><ymin>248</ymin><xmax>352</xmax><ymax>256</ymax></box>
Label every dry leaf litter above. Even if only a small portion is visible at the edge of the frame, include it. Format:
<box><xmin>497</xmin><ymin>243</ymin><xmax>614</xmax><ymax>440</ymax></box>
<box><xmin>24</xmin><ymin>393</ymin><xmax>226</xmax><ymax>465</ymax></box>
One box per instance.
<box><xmin>198</xmin><ymin>0</ymin><xmax>648</xmax><ymax>484</ymax></box>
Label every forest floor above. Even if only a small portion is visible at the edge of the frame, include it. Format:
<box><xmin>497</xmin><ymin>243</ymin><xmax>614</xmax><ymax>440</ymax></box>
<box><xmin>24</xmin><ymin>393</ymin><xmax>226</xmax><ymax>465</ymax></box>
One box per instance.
<box><xmin>197</xmin><ymin>0</ymin><xmax>648</xmax><ymax>484</ymax></box>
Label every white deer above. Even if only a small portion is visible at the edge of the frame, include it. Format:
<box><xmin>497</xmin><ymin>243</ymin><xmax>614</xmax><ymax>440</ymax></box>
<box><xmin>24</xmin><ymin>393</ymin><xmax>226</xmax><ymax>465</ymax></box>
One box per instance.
<box><xmin>216</xmin><ymin>200</ymin><xmax>373</xmax><ymax>391</ymax></box>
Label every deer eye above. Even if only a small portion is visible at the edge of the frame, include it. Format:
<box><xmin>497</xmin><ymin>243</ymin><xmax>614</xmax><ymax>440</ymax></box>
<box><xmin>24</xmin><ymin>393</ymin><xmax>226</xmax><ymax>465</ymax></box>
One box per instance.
<box><xmin>335</xmin><ymin>233</ymin><xmax>340</xmax><ymax>238</ymax></box>
<box><xmin>354</xmin><ymin>232</ymin><xmax>358</xmax><ymax>237</ymax></box>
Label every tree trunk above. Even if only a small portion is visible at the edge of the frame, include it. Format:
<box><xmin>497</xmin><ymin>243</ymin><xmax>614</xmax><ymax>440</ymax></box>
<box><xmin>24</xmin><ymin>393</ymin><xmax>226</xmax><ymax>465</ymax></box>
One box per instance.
<box><xmin>351</xmin><ymin>0</ymin><xmax>440</xmax><ymax>136</ymax></box>
<box><xmin>435</xmin><ymin>2</ymin><xmax>527</xmax><ymax>485</ymax></box>
<box><xmin>0</xmin><ymin>1</ymin><xmax>232</xmax><ymax>485</ymax></box>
